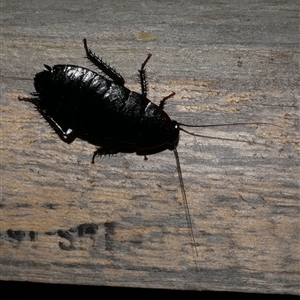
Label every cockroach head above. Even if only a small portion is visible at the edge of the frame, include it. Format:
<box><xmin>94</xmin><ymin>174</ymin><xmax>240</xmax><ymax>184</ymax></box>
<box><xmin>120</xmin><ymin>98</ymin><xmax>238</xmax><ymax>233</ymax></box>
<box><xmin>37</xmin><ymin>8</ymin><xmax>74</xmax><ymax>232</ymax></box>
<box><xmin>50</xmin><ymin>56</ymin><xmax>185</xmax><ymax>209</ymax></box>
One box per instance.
<box><xmin>169</xmin><ymin>121</ymin><xmax>180</xmax><ymax>149</ymax></box>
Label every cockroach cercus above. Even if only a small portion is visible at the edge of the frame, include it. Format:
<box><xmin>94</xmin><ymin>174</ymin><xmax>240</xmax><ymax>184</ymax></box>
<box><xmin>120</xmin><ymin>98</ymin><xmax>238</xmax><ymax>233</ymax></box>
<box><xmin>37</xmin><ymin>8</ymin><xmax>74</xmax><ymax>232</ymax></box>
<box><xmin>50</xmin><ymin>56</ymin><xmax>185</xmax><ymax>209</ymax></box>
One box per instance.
<box><xmin>19</xmin><ymin>39</ymin><xmax>261</xmax><ymax>258</ymax></box>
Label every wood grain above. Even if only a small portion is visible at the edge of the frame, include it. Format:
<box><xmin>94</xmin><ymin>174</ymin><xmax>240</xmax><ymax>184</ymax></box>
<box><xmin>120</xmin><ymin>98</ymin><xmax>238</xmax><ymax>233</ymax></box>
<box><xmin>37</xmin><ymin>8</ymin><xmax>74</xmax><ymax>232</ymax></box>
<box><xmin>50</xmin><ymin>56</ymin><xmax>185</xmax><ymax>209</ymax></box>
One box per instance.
<box><xmin>1</xmin><ymin>0</ymin><xmax>299</xmax><ymax>294</ymax></box>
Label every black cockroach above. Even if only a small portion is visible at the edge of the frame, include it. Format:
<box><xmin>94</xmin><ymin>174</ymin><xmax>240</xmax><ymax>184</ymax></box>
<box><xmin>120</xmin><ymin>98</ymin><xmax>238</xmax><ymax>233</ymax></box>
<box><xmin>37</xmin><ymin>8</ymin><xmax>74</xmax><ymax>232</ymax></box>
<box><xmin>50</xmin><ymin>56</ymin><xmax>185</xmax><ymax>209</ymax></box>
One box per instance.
<box><xmin>19</xmin><ymin>39</ymin><xmax>260</xmax><ymax>258</ymax></box>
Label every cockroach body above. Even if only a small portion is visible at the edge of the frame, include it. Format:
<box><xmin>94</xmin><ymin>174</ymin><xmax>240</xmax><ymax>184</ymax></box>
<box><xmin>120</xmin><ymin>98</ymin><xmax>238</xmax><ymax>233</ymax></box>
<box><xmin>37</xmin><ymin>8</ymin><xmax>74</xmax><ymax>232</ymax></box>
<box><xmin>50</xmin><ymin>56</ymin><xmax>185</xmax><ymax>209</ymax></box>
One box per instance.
<box><xmin>31</xmin><ymin>66</ymin><xmax>179</xmax><ymax>162</ymax></box>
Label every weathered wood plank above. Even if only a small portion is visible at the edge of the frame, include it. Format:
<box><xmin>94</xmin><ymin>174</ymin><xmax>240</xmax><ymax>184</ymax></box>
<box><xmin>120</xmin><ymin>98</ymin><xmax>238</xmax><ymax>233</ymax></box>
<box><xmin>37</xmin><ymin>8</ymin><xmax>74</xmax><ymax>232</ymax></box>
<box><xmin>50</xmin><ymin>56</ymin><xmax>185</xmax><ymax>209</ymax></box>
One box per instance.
<box><xmin>1</xmin><ymin>0</ymin><xmax>299</xmax><ymax>294</ymax></box>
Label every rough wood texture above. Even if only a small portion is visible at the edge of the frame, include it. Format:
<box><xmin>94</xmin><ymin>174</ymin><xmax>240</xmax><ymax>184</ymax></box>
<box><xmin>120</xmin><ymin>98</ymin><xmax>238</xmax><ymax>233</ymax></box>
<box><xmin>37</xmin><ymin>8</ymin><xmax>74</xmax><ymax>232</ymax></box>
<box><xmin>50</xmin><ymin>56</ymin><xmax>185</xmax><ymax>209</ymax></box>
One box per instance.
<box><xmin>1</xmin><ymin>0</ymin><xmax>299</xmax><ymax>294</ymax></box>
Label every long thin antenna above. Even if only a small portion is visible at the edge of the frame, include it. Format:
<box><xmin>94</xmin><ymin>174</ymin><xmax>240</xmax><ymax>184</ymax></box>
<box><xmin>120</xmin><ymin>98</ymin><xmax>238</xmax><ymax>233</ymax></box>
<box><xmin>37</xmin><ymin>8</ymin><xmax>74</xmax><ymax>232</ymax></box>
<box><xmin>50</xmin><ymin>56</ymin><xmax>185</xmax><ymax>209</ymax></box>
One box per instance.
<box><xmin>179</xmin><ymin>121</ymin><xmax>279</xmax><ymax>145</ymax></box>
<box><xmin>173</xmin><ymin>148</ymin><xmax>198</xmax><ymax>258</ymax></box>
<box><xmin>179</xmin><ymin>122</ymin><xmax>261</xmax><ymax>128</ymax></box>
<box><xmin>180</xmin><ymin>127</ymin><xmax>253</xmax><ymax>144</ymax></box>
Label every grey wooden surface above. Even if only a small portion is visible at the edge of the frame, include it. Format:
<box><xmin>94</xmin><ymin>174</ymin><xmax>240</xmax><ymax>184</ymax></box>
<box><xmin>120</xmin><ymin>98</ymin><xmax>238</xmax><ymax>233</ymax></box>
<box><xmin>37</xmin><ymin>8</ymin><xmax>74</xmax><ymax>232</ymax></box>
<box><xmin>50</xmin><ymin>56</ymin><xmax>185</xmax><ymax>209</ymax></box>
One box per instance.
<box><xmin>1</xmin><ymin>0</ymin><xmax>299</xmax><ymax>294</ymax></box>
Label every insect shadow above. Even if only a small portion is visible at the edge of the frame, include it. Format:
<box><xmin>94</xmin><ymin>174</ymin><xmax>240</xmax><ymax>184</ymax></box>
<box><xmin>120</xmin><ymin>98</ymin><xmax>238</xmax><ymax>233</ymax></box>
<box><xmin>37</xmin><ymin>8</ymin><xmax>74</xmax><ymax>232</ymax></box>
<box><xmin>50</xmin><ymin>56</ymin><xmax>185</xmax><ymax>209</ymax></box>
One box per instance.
<box><xmin>19</xmin><ymin>39</ymin><xmax>261</xmax><ymax>258</ymax></box>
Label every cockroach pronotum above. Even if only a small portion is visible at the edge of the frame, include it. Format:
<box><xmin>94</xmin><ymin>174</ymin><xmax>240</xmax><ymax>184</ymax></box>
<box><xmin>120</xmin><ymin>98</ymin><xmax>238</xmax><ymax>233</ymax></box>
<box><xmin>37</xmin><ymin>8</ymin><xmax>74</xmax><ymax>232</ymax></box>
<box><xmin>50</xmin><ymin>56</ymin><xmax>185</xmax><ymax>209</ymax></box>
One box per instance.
<box><xmin>19</xmin><ymin>39</ymin><xmax>261</xmax><ymax>258</ymax></box>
